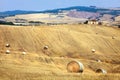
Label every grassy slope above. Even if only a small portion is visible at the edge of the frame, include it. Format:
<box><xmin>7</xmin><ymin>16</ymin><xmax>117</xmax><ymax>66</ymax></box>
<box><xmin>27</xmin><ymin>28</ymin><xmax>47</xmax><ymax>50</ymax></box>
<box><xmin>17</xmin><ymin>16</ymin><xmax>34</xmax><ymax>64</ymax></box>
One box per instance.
<box><xmin>0</xmin><ymin>24</ymin><xmax>120</xmax><ymax>80</ymax></box>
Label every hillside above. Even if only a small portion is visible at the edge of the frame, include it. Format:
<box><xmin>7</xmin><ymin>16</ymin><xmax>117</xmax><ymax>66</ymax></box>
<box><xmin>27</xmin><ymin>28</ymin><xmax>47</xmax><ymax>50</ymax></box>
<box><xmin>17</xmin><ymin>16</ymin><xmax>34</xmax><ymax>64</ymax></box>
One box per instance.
<box><xmin>0</xmin><ymin>10</ymin><xmax>38</xmax><ymax>18</ymax></box>
<box><xmin>1</xmin><ymin>6</ymin><xmax>120</xmax><ymax>16</ymax></box>
<box><xmin>1</xmin><ymin>6</ymin><xmax>120</xmax><ymax>26</ymax></box>
<box><xmin>1</xmin><ymin>6</ymin><xmax>120</xmax><ymax>19</ymax></box>
<box><xmin>0</xmin><ymin>24</ymin><xmax>120</xmax><ymax>80</ymax></box>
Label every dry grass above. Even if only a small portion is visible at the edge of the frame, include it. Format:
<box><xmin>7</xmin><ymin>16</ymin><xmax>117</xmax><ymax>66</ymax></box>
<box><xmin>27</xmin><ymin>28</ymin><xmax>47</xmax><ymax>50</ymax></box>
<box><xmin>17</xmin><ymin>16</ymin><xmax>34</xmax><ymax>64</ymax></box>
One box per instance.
<box><xmin>0</xmin><ymin>24</ymin><xmax>120</xmax><ymax>80</ymax></box>
<box><xmin>0</xmin><ymin>71</ymin><xmax>120</xmax><ymax>80</ymax></box>
<box><xmin>4</xmin><ymin>13</ymin><xmax>87</xmax><ymax>23</ymax></box>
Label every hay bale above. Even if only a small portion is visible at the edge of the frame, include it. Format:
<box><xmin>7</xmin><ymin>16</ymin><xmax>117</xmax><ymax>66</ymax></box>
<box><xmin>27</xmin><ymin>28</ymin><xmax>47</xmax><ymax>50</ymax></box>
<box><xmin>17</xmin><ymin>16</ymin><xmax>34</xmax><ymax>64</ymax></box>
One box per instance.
<box><xmin>5</xmin><ymin>44</ymin><xmax>10</xmax><ymax>47</ymax></box>
<box><xmin>96</xmin><ymin>59</ymin><xmax>101</xmax><ymax>62</ymax></box>
<box><xmin>112</xmin><ymin>36</ymin><xmax>115</xmax><ymax>39</ymax></box>
<box><xmin>96</xmin><ymin>68</ymin><xmax>107</xmax><ymax>74</ymax></box>
<box><xmin>67</xmin><ymin>60</ymin><xmax>84</xmax><ymax>73</ymax></box>
<box><xmin>44</xmin><ymin>46</ymin><xmax>49</xmax><ymax>50</ymax></box>
<box><xmin>91</xmin><ymin>49</ymin><xmax>96</xmax><ymax>53</ymax></box>
<box><xmin>6</xmin><ymin>50</ymin><xmax>10</xmax><ymax>54</ymax></box>
<box><xmin>22</xmin><ymin>52</ymin><xmax>26</xmax><ymax>55</ymax></box>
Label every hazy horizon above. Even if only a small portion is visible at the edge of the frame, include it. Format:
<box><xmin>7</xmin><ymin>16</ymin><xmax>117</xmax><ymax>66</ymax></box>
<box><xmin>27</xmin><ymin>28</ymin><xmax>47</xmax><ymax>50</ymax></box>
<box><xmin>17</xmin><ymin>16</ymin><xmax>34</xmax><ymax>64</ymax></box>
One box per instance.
<box><xmin>0</xmin><ymin>0</ymin><xmax>120</xmax><ymax>12</ymax></box>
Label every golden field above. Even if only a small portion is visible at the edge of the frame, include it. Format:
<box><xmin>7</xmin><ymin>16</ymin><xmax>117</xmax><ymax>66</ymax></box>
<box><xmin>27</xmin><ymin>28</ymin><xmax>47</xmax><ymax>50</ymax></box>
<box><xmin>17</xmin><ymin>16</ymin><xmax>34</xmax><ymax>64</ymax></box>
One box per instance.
<box><xmin>0</xmin><ymin>24</ymin><xmax>120</xmax><ymax>80</ymax></box>
<box><xmin>4</xmin><ymin>13</ymin><xmax>86</xmax><ymax>23</ymax></box>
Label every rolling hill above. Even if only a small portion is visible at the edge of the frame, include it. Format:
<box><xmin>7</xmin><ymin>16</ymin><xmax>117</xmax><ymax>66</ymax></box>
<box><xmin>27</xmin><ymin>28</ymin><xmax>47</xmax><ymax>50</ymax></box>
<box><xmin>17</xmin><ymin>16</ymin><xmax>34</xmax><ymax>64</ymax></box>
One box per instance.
<box><xmin>1</xmin><ymin>6</ymin><xmax>120</xmax><ymax>26</ymax></box>
<box><xmin>0</xmin><ymin>6</ymin><xmax>120</xmax><ymax>18</ymax></box>
<box><xmin>0</xmin><ymin>24</ymin><xmax>120</xmax><ymax>80</ymax></box>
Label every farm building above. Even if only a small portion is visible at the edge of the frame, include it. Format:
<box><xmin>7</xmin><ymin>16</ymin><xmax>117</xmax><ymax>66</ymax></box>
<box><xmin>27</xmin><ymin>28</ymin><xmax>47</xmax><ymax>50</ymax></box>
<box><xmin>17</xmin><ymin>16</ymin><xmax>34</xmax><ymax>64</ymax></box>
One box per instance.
<box><xmin>88</xmin><ymin>19</ymin><xmax>98</xmax><ymax>24</ymax></box>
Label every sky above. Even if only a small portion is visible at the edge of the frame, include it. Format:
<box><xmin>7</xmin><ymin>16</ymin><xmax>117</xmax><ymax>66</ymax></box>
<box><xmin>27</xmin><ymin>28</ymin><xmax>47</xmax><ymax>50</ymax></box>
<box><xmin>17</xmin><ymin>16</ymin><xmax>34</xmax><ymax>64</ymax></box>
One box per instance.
<box><xmin>0</xmin><ymin>0</ymin><xmax>120</xmax><ymax>12</ymax></box>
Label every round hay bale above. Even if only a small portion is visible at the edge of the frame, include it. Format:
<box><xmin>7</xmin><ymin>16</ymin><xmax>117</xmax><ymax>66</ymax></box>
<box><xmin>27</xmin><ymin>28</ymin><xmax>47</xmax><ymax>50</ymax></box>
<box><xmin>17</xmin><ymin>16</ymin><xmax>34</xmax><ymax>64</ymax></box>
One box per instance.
<box><xmin>96</xmin><ymin>68</ymin><xmax>107</xmax><ymax>74</ymax></box>
<box><xmin>91</xmin><ymin>49</ymin><xmax>96</xmax><ymax>53</ymax></box>
<box><xmin>6</xmin><ymin>50</ymin><xmax>10</xmax><ymax>54</ymax></box>
<box><xmin>96</xmin><ymin>59</ymin><xmax>101</xmax><ymax>62</ymax></box>
<box><xmin>44</xmin><ymin>46</ymin><xmax>49</xmax><ymax>50</ymax></box>
<box><xmin>22</xmin><ymin>52</ymin><xmax>26</xmax><ymax>55</ymax></box>
<box><xmin>67</xmin><ymin>60</ymin><xmax>84</xmax><ymax>73</ymax></box>
<box><xmin>5</xmin><ymin>44</ymin><xmax>10</xmax><ymax>47</ymax></box>
<box><xmin>112</xmin><ymin>36</ymin><xmax>115</xmax><ymax>39</ymax></box>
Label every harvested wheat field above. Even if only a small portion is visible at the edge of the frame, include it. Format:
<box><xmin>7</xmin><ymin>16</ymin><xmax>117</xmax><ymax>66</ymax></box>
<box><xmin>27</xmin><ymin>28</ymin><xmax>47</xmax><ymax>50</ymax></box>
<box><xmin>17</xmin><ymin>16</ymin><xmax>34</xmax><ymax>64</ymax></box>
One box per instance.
<box><xmin>0</xmin><ymin>24</ymin><xmax>120</xmax><ymax>80</ymax></box>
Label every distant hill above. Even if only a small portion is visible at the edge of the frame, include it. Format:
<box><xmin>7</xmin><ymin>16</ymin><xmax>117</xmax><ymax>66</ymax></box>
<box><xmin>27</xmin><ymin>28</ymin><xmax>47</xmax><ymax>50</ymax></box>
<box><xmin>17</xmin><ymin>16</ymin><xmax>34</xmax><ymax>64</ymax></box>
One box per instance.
<box><xmin>41</xmin><ymin>6</ymin><xmax>120</xmax><ymax>15</ymax></box>
<box><xmin>0</xmin><ymin>6</ymin><xmax>120</xmax><ymax>18</ymax></box>
<box><xmin>67</xmin><ymin>10</ymin><xmax>101</xmax><ymax>19</ymax></box>
<box><xmin>0</xmin><ymin>10</ymin><xmax>39</xmax><ymax>18</ymax></box>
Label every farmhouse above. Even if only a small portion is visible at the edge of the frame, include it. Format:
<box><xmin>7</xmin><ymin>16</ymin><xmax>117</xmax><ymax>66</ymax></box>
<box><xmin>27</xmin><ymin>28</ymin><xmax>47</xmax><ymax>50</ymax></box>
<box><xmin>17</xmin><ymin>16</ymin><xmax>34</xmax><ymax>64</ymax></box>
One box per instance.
<box><xmin>88</xmin><ymin>19</ymin><xmax>98</xmax><ymax>24</ymax></box>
